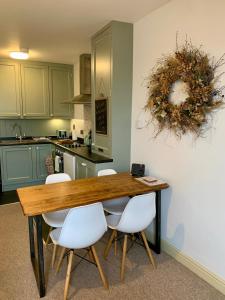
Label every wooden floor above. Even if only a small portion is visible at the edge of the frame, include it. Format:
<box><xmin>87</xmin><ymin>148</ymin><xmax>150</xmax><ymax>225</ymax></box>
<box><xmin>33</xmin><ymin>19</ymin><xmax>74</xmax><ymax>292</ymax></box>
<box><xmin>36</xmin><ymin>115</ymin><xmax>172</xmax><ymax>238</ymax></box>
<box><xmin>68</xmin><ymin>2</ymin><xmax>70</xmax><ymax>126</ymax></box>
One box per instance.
<box><xmin>0</xmin><ymin>190</ymin><xmax>19</xmax><ymax>205</ymax></box>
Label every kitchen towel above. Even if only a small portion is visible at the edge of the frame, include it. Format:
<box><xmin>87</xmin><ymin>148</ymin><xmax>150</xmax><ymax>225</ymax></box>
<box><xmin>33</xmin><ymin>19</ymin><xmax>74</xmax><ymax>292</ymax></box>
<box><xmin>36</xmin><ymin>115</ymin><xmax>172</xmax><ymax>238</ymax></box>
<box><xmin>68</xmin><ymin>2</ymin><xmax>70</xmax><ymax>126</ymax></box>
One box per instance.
<box><xmin>54</xmin><ymin>155</ymin><xmax>60</xmax><ymax>172</ymax></box>
<box><xmin>45</xmin><ymin>155</ymin><xmax>54</xmax><ymax>175</ymax></box>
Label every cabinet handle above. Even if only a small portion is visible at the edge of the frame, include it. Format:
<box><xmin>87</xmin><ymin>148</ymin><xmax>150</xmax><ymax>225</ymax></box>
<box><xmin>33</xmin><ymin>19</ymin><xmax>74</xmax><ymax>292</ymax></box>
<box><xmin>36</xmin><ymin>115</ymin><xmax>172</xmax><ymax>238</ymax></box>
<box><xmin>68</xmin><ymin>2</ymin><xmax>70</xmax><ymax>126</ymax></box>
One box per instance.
<box><xmin>36</xmin><ymin>147</ymin><xmax>39</xmax><ymax>150</ymax></box>
<box><xmin>29</xmin><ymin>147</ymin><xmax>32</xmax><ymax>150</ymax></box>
<box><xmin>81</xmin><ymin>162</ymin><xmax>87</xmax><ymax>167</ymax></box>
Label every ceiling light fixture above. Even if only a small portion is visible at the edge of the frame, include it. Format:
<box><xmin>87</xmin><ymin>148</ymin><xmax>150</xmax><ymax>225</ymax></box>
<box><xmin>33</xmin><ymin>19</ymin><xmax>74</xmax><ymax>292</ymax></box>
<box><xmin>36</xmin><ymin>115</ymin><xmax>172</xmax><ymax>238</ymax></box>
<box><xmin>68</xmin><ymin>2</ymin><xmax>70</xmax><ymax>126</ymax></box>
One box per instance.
<box><xmin>9</xmin><ymin>49</ymin><xmax>29</xmax><ymax>60</ymax></box>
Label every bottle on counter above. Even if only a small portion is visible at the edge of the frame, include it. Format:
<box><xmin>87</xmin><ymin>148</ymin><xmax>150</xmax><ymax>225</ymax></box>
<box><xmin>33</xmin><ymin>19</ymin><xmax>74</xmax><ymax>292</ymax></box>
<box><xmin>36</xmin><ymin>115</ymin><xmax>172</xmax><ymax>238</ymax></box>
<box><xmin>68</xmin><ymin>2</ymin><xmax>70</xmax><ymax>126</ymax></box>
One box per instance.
<box><xmin>88</xmin><ymin>130</ymin><xmax>92</xmax><ymax>154</ymax></box>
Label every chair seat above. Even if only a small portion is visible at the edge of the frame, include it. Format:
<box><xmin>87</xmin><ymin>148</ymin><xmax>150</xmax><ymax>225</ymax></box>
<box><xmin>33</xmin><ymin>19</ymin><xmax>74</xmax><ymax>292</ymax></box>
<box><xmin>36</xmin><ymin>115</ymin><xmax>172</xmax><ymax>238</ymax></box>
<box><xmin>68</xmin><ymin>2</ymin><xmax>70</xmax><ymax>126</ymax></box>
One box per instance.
<box><xmin>106</xmin><ymin>214</ymin><xmax>121</xmax><ymax>229</ymax></box>
<box><xmin>42</xmin><ymin>209</ymin><xmax>69</xmax><ymax>228</ymax></box>
<box><xmin>103</xmin><ymin>196</ymin><xmax>129</xmax><ymax>215</ymax></box>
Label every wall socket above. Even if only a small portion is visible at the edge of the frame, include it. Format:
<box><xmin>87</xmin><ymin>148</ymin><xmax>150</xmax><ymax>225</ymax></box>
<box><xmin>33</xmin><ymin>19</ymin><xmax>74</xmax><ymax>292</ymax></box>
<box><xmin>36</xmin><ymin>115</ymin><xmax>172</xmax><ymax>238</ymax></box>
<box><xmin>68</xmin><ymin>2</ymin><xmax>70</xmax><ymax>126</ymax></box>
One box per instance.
<box><xmin>72</xmin><ymin>124</ymin><xmax>75</xmax><ymax>130</ymax></box>
<box><xmin>80</xmin><ymin>130</ymin><xmax>84</xmax><ymax>135</ymax></box>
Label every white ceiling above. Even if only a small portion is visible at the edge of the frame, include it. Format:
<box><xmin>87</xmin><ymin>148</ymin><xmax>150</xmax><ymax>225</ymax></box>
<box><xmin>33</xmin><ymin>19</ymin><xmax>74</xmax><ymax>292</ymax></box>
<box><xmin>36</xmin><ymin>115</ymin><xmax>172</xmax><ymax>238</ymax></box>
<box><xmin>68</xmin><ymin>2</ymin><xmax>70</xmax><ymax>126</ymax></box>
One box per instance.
<box><xmin>0</xmin><ymin>0</ymin><xmax>169</xmax><ymax>64</ymax></box>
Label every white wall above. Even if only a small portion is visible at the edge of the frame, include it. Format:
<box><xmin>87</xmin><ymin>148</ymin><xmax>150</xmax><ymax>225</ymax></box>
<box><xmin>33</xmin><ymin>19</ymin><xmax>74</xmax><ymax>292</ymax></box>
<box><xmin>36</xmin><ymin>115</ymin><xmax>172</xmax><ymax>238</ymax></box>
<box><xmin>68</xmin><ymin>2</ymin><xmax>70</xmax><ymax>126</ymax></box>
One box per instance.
<box><xmin>131</xmin><ymin>0</ymin><xmax>225</xmax><ymax>280</ymax></box>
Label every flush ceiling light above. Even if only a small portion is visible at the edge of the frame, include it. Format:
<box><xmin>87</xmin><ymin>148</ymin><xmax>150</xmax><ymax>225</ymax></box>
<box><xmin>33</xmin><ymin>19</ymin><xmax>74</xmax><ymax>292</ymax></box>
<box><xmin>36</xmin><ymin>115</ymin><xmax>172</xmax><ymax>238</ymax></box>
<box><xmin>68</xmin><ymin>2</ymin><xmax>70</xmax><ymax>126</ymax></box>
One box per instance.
<box><xmin>9</xmin><ymin>49</ymin><xmax>29</xmax><ymax>60</ymax></box>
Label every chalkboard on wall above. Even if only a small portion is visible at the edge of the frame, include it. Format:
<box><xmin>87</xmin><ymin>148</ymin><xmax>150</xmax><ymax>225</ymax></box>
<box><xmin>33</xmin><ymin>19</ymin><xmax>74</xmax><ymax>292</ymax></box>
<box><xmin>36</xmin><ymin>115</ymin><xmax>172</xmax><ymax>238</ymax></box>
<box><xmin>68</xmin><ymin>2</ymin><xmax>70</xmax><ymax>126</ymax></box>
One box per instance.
<box><xmin>95</xmin><ymin>98</ymin><xmax>107</xmax><ymax>135</ymax></box>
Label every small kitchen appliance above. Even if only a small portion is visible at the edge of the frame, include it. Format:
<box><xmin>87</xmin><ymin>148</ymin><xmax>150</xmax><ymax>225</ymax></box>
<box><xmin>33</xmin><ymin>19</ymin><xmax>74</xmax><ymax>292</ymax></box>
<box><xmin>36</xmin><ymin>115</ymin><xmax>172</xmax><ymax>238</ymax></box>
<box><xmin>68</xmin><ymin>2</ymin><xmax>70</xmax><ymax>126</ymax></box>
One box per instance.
<box><xmin>57</xmin><ymin>130</ymin><xmax>68</xmax><ymax>139</ymax></box>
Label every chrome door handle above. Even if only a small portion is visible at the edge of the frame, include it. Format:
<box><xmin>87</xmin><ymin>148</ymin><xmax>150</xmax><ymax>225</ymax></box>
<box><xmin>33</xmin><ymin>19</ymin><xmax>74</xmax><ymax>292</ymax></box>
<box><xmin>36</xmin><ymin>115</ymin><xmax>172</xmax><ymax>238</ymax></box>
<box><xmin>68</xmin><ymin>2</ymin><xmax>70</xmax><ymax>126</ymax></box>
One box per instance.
<box><xmin>81</xmin><ymin>163</ymin><xmax>87</xmax><ymax>167</ymax></box>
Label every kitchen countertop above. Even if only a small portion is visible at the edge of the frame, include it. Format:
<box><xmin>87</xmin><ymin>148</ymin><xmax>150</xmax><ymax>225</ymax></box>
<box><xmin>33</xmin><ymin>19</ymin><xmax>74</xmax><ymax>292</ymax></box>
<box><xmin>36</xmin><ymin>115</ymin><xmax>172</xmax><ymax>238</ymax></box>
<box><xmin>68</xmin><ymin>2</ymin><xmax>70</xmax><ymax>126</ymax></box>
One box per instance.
<box><xmin>0</xmin><ymin>139</ymin><xmax>51</xmax><ymax>146</ymax></box>
<box><xmin>0</xmin><ymin>138</ymin><xmax>113</xmax><ymax>164</ymax></box>
<box><xmin>53</xmin><ymin>142</ymin><xmax>113</xmax><ymax>164</ymax></box>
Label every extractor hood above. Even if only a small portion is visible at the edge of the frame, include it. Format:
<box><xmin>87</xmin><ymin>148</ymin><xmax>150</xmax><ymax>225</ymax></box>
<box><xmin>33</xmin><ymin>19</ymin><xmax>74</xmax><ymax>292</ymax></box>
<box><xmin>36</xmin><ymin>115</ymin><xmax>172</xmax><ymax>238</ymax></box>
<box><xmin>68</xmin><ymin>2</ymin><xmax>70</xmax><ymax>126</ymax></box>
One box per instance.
<box><xmin>64</xmin><ymin>53</ymin><xmax>91</xmax><ymax>104</ymax></box>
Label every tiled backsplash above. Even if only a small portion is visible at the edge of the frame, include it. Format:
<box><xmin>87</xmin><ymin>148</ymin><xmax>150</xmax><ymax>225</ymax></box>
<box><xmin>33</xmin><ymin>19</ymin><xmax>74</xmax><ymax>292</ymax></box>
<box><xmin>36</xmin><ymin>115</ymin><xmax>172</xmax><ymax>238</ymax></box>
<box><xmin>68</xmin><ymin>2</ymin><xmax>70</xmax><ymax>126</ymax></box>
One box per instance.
<box><xmin>0</xmin><ymin>119</ymin><xmax>71</xmax><ymax>137</ymax></box>
<box><xmin>71</xmin><ymin>104</ymin><xmax>92</xmax><ymax>138</ymax></box>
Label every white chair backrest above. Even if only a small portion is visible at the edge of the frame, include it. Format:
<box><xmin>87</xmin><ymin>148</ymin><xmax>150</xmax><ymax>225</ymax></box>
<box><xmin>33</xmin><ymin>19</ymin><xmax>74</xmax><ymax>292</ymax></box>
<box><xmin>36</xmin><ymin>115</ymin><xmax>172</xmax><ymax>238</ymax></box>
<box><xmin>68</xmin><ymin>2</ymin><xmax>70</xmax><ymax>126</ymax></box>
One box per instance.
<box><xmin>45</xmin><ymin>173</ymin><xmax>71</xmax><ymax>184</ymax></box>
<box><xmin>116</xmin><ymin>193</ymin><xmax>156</xmax><ymax>233</ymax></box>
<box><xmin>98</xmin><ymin>169</ymin><xmax>117</xmax><ymax>176</ymax></box>
<box><xmin>58</xmin><ymin>202</ymin><xmax>107</xmax><ymax>249</ymax></box>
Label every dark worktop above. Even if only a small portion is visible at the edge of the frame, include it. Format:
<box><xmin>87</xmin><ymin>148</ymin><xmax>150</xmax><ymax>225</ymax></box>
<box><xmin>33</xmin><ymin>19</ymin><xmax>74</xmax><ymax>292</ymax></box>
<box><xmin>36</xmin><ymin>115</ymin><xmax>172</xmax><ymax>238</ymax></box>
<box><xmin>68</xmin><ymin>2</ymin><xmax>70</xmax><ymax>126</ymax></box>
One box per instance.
<box><xmin>0</xmin><ymin>139</ymin><xmax>51</xmax><ymax>146</ymax></box>
<box><xmin>53</xmin><ymin>142</ymin><xmax>113</xmax><ymax>164</ymax></box>
<box><xmin>0</xmin><ymin>137</ymin><xmax>113</xmax><ymax>164</ymax></box>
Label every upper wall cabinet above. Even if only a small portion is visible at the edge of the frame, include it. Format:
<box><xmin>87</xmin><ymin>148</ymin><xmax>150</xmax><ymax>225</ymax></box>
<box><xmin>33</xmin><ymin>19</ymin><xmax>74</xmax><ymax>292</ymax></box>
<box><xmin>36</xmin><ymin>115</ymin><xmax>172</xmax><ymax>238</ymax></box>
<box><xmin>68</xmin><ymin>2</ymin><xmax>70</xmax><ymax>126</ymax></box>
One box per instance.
<box><xmin>21</xmin><ymin>63</ymin><xmax>49</xmax><ymax>118</ymax></box>
<box><xmin>0</xmin><ymin>59</ymin><xmax>74</xmax><ymax>119</ymax></box>
<box><xmin>0</xmin><ymin>61</ymin><xmax>21</xmax><ymax>117</ymax></box>
<box><xmin>49</xmin><ymin>66</ymin><xmax>73</xmax><ymax>118</ymax></box>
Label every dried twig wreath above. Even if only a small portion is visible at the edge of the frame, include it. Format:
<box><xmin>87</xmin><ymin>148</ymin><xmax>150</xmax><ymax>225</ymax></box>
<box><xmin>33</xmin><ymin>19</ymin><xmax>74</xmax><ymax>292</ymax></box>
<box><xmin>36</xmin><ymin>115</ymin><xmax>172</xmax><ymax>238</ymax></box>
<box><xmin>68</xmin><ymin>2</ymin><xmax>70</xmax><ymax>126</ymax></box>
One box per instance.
<box><xmin>145</xmin><ymin>41</ymin><xmax>225</xmax><ymax>137</ymax></box>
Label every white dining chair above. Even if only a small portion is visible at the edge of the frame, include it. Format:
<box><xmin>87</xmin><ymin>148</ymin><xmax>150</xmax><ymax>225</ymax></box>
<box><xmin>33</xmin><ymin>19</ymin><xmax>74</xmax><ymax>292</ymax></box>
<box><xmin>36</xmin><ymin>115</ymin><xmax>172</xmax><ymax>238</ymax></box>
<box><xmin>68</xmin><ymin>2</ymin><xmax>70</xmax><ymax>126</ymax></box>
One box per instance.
<box><xmin>50</xmin><ymin>202</ymin><xmax>108</xmax><ymax>300</ymax></box>
<box><xmin>98</xmin><ymin>169</ymin><xmax>130</xmax><ymax>215</ymax></box>
<box><xmin>104</xmin><ymin>192</ymin><xmax>156</xmax><ymax>281</ymax></box>
<box><xmin>98</xmin><ymin>169</ymin><xmax>130</xmax><ymax>256</ymax></box>
<box><xmin>42</xmin><ymin>173</ymin><xmax>71</xmax><ymax>261</ymax></box>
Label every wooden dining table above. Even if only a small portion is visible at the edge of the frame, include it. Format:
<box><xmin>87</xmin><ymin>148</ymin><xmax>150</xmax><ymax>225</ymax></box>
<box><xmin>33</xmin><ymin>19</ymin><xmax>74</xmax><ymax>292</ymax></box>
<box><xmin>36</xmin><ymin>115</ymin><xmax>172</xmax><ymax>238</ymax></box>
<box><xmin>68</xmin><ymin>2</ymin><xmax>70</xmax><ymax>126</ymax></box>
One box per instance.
<box><xmin>17</xmin><ymin>172</ymin><xmax>169</xmax><ymax>298</ymax></box>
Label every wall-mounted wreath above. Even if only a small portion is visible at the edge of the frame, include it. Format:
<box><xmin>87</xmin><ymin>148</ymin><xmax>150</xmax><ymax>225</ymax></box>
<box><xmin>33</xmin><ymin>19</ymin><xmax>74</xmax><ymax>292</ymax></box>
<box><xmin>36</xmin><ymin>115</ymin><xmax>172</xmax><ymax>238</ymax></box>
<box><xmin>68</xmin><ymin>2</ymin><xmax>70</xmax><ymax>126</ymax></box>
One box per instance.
<box><xmin>145</xmin><ymin>41</ymin><xmax>224</xmax><ymax>137</ymax></box>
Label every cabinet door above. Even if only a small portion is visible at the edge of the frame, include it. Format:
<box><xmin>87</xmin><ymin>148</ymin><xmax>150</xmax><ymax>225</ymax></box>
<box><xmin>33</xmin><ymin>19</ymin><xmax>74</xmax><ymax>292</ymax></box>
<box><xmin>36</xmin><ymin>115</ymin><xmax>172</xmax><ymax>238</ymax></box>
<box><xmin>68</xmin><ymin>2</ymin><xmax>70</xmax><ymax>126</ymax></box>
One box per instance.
<box><xmin>1</xmin><ymin>146</ymin><xmax>33</xmax><ymax>184</ymax></box>
<box><xmin>49</xmin><ymin>66</ymin><xmax>73</xmax><ymax>118</ymax></box>
<box><xmin>92</xmin><ymin>29</ymin><xmax>112</xmax><ymax>156</ymax></box>
<box><xmin>21</xmin><ymin>64</ymin><xmax>49</xmax><ymax>118</ymax></box>
<box><xmin>35</xmin><ymin>144</ymin><xmax>52</xmax><ymax>179</ymax></box>
<box><xmin>76</xmin><ymin>157</ymin><xmax>96</xmax><ymax>179</ymax></box>
<box><xmin>76</xmin><ymin>158</ymin><xmax>87</xmax><ymax>179</ymax></box>
<box><xmin>0</xmin><ymin>61</ymin><xmax>21</xmax><ymax>117</ymax></box>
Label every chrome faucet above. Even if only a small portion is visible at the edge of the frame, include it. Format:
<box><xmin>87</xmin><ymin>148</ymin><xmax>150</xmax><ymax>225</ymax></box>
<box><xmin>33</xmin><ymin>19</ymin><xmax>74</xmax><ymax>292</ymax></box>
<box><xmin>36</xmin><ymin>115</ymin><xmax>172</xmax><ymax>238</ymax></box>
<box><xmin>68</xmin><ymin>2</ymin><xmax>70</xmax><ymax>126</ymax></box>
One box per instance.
<box><xmin>12</xmin><ymin>123</ymin><xmax>23</xmax><ymax>142</ymax></box>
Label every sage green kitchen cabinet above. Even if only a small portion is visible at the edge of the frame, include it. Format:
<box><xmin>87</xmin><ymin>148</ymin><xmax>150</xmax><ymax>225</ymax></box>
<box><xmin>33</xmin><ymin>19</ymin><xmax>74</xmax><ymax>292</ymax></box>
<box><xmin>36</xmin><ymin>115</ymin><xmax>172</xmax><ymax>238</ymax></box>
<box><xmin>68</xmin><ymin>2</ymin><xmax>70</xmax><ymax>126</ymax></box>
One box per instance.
<box><xmin>0</xmin><ymin>59</ymin><xmax>73</xmax><ymax>119</ymax></box>
<box><xmin>20</xmin><ymin>63</ymin><xmax>49</xmax><ymax>118</ymax></box>
<box><xmin>76</xmin><ymin>156</ymin><xmax>96</xmax><ymax>179</ymax></box>
<box><xmin>0</xmin><ymin>61</ymin><xmax>21</xmax><ymax>118</ymax></box>
<box><xmin>49</xmin><ymin>65</ymin><xmax>73</xmax><ymax>118</ymax></box>
<box><xmin>75</xmin><ymin>156</ymin><xmax>114</xmax><ymax>179</ymax></box>
<box><xmin>92</xmin><ymin>28</ymin><xmax>112</xmax><ymax>157</ymax></box>
<box><xmin>91</xmin><ymin>21</ymin><xmax>133</xmax><ymax>172</ymax></box>
<box><xmin>1</xmin><ymin>146</ymin><xmax>34</xmax><ymax>186</ymax></box>
<box><xmin>0</xmin><ymin>144</ymin><xmax>52</xmax><ymax>191</ymax></box>
<box><xmin>35</xmin><ymin>144</ymin><xmax>52</xmax><ymax>179</ymax></box>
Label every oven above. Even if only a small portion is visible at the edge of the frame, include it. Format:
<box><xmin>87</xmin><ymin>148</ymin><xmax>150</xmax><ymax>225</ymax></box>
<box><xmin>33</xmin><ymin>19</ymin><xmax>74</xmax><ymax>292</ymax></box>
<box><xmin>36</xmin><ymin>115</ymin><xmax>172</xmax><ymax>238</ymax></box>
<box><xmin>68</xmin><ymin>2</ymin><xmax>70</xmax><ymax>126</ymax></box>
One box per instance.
<box><xmin>55</xmin><ymin>147</ymin><xmax>64</xmax><ymax>173</ymax></box>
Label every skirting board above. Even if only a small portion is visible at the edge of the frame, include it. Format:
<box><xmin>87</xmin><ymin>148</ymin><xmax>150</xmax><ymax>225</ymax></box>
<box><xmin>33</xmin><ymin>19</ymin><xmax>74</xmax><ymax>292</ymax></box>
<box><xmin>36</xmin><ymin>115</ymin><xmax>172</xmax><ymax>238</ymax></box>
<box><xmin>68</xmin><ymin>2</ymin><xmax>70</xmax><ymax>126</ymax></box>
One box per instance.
<box><xmin>161</xmin><ymin>239</ymin><xmax>225</xmax><ymax>295</ymax></box>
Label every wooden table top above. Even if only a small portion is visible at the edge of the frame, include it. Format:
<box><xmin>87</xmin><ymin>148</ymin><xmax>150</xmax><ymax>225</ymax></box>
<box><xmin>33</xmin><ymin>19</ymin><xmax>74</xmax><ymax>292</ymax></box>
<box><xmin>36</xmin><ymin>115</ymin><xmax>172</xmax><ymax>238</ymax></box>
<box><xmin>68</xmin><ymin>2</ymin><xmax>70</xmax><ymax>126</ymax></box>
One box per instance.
<box><xmin>17</xmin><ymin>172</ymin><xmax>169</xmax><ymax>217</ymax></box>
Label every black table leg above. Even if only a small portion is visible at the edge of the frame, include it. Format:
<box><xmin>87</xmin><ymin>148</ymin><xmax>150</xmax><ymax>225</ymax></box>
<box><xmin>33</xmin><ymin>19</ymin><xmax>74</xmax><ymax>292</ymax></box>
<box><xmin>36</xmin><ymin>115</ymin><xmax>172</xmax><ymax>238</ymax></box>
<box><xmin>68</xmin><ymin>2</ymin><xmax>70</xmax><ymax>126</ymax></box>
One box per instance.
<box><xmin>28</xmin><ymin>217</ymin><xmax>35</xmax><ymax>259</ymax></box>
<box><xmin>148</xmin><ymin>190</ymin><xmax>161</xmax><ymax>254</ymax></box>
<box><xmin>28</xmin><ymin>216</ymin><xmax>46</xmax><ymax>298</ymax></box>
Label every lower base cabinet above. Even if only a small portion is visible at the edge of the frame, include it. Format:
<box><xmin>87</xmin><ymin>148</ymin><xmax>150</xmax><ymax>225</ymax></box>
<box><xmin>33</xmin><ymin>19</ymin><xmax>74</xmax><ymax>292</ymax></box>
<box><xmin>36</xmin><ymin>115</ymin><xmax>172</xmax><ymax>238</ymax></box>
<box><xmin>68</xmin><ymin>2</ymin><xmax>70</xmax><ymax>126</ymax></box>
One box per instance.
<box><xmin>76</xmin><ymin>157</ymin><xmax>96</xmax><ymax>179</ymax></box>
<box><xmin>0</xmin><ymin>144</ymin><xmax>52</xmax><ymax>191</ymax></box>
<box><xmin>75</xmin><ymin>156</ymin><xmax>113</xmax><ymax>179</ymax></box>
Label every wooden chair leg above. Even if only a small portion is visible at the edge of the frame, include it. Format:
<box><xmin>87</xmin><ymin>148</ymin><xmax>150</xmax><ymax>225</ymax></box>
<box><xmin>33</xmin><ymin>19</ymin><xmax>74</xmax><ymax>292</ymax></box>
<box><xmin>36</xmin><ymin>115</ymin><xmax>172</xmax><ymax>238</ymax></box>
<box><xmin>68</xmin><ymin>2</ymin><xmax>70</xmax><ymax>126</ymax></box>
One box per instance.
<box><xmin>104</xmin><ymin>229</ymin><xmax>116</xmax><ymax>259</ymax></box>
<box><xmin>88</xmin><ymin>247</ymin><xmax>94</xmax><ymax>262</ymax></box>
<box><xmin>120</xmin><ymin>234</ymin><xmax>128</xmax><ymax>281</ymax></box>
<box><xmin>91</xmin><ymin>245</ymin><xmax>109</xmax><ymax>289</ymax></box>
<box><xmin>141</xmin><ymin>231</ymin><xmax>156</xmax><ymax>269</ymax></box>
<box><xmin>114</xmin><ymin>231</ymin><xmax>117</xmax><ymax>256</ymax></box>
<box><xmin>51</xmin><ymin>244</ymin><xmax>57</xmax><ymax>268</ymax></box>
<box><xmin>64</xmin><ymin>250</ymin><xmax>74</xmax><ymax>300</ymax></box>
<box><xmin>56</xmin><ymin>247</ymin><xmax>66</xmax><ymax>273</ymax></box>
<box><xmin>45</xmin><ymin>226</ymin><xmax>52</xmax><ymax>245</ymax></box>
